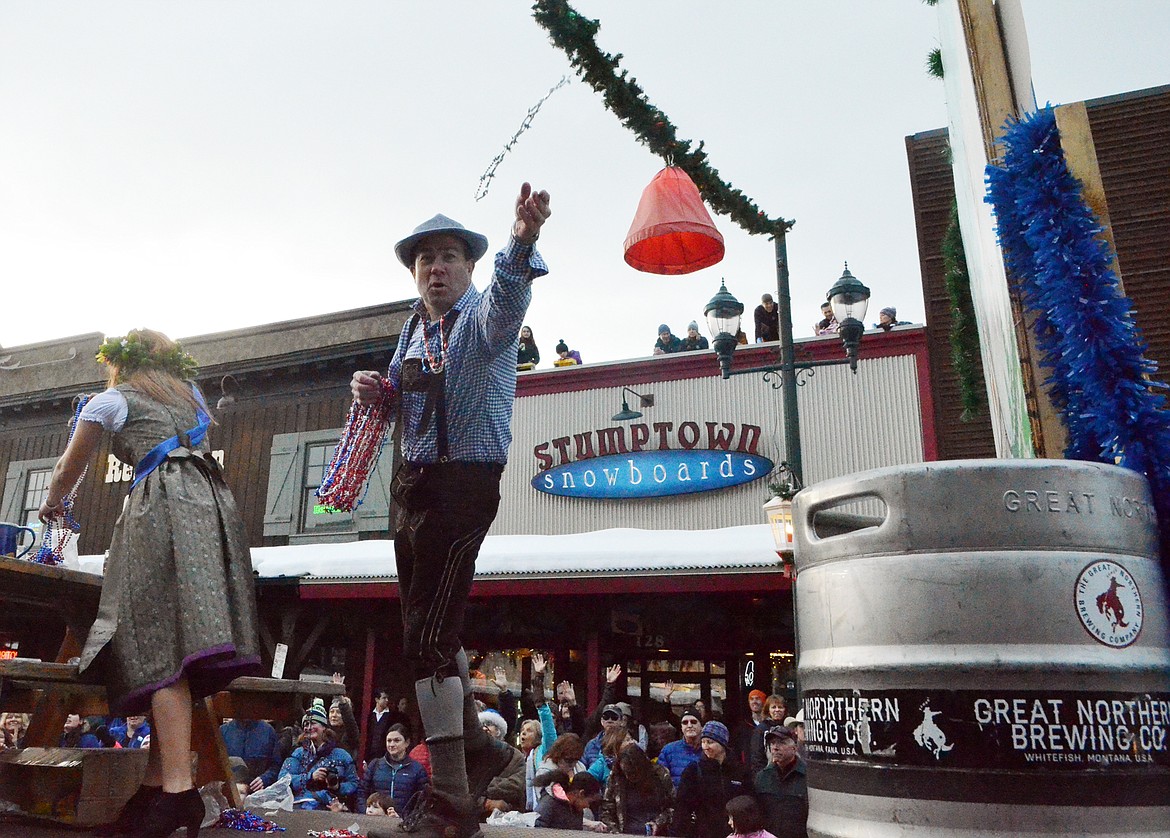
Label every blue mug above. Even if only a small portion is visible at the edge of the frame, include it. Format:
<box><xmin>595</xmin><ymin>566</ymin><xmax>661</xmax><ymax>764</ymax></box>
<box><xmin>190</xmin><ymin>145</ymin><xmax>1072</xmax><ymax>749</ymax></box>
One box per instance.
<box><xmin>0</xmin><ymin>522</ymin><xmax>37</xmax><ymax>559</ymax></box>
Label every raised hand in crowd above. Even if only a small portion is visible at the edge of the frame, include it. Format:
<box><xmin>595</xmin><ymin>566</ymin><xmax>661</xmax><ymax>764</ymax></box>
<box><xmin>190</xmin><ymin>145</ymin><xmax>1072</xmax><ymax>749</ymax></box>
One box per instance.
<box><xmin>557</xmin><ymin>681</ymin><xmax>576</xmax><ymax>705</ymax></box>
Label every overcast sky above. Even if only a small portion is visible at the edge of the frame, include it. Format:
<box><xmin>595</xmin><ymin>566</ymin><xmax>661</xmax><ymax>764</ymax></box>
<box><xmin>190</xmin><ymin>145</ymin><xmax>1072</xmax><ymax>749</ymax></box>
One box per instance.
<box><xmin>2</xmin><ymin>1</ymin><xmax>1166</xmax><ymax>366</ymax></box>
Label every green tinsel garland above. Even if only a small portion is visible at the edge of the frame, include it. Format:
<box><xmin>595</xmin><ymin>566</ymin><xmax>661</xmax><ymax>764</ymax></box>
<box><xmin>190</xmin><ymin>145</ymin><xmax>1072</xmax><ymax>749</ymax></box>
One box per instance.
<box><xmin>531</xmin><ymin>0</ymin><xmax>790</xmax><ymax>236</ymax></box>
<box><xmin>942</xmin><ymin>201</ymin><xmax>985</xmax><ymax>421</ymax></box>
<box><xmin>926</xmin><ymin>48</ymin><xmax>944</xmax><ymax>80</ymax></box>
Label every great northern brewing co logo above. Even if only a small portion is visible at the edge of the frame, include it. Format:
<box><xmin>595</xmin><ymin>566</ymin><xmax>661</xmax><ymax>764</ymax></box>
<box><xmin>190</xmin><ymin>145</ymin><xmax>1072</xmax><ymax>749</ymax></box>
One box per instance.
<box><xmin>1075</xmin><ymin>560</ymin><xmax>1143</xmax><ymax>648</ymax></box>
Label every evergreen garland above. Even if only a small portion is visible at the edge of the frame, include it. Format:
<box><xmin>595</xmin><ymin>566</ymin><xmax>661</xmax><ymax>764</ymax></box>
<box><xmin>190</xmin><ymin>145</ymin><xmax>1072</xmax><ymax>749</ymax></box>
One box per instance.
<box><xmin>941</xmin><ymin>201</ymin><xmax>984</xmax><ymax>421</ymax></box>
<box><xmin>531</xmin><ymin>0</ymin><xmax>790</xmax><ymax>237</ymax></box>
<box><xmin>986</xmin><ymin>106</ymin><xmax>1170</xmax><ymax>572</ymax></box>
<box><xmin>926</xmin><ymin>48</ymin><xmax>944</xmax><ymax>80</ymax></box>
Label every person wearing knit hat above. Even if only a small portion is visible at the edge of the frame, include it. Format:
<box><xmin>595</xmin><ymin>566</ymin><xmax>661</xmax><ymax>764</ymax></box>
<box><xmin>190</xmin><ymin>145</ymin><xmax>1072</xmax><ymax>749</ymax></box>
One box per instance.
<box><xmin>731</xmin><ymin>690</ymin><xmax>769</xmax><ymax>766</ymax></box>
<box><xmin>676</xmin><ymin>719</ymin><xmax>750</xmax><ymax>838</ymax></box>
<box><xmin>304</xmin><ymin>698</ymin><xmax>329</xmax><ymax>728</ymax></box>
<box><xmin>682</xmin><ymin>320</ymin><xmax>709</xmax><ymax>352</ymax></box>
<box><xmin>478</xmin><ymin>710</ymin><xmax>508</xmax><ymax>741</ymax></box>
<box><xmin>748</xmin><ymin>695</ymin><xmax>788</xmax><ymax>777</ymax></box>
<box><xmin>554</xmin><ymin>339</ymin><xmax>582</xmax><ymax>366</ymax></box>
<box><xmin>876</xmin><ymin>306</ymin><xmax>910</xmax><ymax>332</ymax></box>
<box><xmin>653</xmin><ymin>324</ymin><xmax>684</xmax><ymax>355</ymax></box>
<box><xmin>700</xmin><ymin>721</ymin><xmax>729</xmax><ymax>747</ymax></box>
<box><xmin>657</xmin><ymin>708</ymin><xmax>704</xmax><ymax>788</ymax></box>
<box><xmin>279</xmin><ymin>697</ymin><xmax>360</xmax><ymax>811</ymax></box>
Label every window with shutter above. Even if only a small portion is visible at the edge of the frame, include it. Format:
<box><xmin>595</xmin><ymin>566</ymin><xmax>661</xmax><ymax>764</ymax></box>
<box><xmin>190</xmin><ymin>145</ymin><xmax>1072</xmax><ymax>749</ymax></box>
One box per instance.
<box><xmin>263</xmin><ymin>426</ymin><xmax>395</xmax><ymax>544</ymax></box>
<box><xmin>1</xmin><ymin>457</ymin><xmax>58</xmax><ymax>553</ymax></box>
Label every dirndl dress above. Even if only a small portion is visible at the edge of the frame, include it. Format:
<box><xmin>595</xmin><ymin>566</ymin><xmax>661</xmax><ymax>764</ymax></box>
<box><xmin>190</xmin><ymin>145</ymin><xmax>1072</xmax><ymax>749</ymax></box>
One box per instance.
<box><xmin>77</xmin><ymin>384</ymin><xmax>261</xmax><ymax>714</ymax></box>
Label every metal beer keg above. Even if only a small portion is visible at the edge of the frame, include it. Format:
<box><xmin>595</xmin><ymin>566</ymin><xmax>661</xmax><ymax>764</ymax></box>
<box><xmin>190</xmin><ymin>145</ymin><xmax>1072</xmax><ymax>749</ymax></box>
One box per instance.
<box><xmin>792</xmin><ymin>459</ymin><xmax>1169</xmax><ymax>837</ymax></box>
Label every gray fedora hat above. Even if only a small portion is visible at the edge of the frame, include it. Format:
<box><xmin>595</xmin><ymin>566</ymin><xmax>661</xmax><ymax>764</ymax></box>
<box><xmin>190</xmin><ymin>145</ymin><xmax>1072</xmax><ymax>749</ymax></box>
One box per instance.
<box><xmin>394</xmin><ymin>213</ymin><xmax>489</xmax><ymax>268</ymax></box>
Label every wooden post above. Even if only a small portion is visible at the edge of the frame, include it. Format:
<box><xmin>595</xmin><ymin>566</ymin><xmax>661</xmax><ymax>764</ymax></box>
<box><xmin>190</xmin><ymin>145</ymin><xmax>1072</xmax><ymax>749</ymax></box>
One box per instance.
<box><xmin>953</xmin><ymin>0</ymin><xmax>1075</xmax><ymax>457</ymax></box>
<box><xmin>193</xmin><ymin>693</ymin><xmax>243</xmax><ymax>807</ymax></box>
<box><xmin>1054</xmin><ymin>102</ymin><xmax>1124</xmax><ymax>291</ymax></box>
<box><xmin>586</xmin><ymin>632</ymin><xmax>600</xmax><ymax>713</ymax></box>
<box><xmin>360</xmin><ymin>626</ymin><xmax>377</xmax><ymax>765</ymax></box>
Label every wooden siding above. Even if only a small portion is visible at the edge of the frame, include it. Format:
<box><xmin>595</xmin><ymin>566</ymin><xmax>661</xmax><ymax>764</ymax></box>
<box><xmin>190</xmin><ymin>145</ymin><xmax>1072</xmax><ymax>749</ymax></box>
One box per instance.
<box><xmin>0</xmin><ymin>353</ymin><xmax>392</xmax><ymax>556</ymax></box>
<box><xmin>905</xmin><ymin>128</ymin><xmax>998</xmax><ymax>461</ymax></box>
<box><xmin>905</xmin><ymin>84</ymin><xmax>1170</xmax><ymax>461</ymax></box>
<box><xmin>1087</xmin><ymin>86</ymin><xmax>1170</xmax><ymax>387</ymax></box>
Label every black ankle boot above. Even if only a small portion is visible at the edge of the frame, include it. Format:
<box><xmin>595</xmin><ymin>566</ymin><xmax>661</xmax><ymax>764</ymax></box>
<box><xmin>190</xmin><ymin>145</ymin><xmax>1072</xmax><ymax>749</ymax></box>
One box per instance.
<box><xmin>132</xmin><ymin>788</ymin><xmax>204</xmax><ymax>838</ymax></box>
<box><xmin>95</xmin><ymin>784</ymin><xmax>162</xmax><ymax>837</ymax></box>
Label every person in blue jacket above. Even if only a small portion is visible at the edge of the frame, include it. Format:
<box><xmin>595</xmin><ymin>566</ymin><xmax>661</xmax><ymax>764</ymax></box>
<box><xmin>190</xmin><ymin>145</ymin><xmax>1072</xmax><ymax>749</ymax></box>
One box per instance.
<box><xmin>360</xmin><ymin>723</ymin><xmax>430</xmax><ymax>817</ymax></box>
<box><xmin>108</xmin><ymin>714</ymin><xmax>151</xmax><ymax>749</ymax></box>
<box><xmin>59</xmin><ymin>714</ymin><xmax>103</xmax><ymax>749</ymax></box>
<box><xmin>656</xmin><ymin>708</ymin><xmax>703</xmax><ymax>788</ymax></box>
<box><xmin>221</xmin><ymin>717</ymin><xmax>283</xmax><ymax>792</ymax></box>
<box><xmin>278</xmin><ymin>700</ymin><xmax>359</xmax><ymax>811</ymax></box>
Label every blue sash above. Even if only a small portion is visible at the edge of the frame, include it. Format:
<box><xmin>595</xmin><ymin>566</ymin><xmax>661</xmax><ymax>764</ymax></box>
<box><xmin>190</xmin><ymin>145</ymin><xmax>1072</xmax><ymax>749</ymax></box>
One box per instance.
<box><xmin>130</xmin><ymin>403</ymin><xmax>212</xmax><ymax>492</ymax></box>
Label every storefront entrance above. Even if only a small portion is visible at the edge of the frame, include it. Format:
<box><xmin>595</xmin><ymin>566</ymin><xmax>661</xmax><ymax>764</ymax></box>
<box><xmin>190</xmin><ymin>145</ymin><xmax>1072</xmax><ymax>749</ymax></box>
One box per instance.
<box><xmin>623</xmin><ymin>656</ymin><xmax>728</xmax><ymax>719</ymax></box>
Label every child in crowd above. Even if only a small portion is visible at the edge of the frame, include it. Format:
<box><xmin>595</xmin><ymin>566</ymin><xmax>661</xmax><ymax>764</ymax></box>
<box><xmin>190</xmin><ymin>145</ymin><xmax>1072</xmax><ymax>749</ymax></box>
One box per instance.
<box><xmin>725</xmin><ymin>795</ymin><xmax>776</xmax><ymax>838</ymax></box>
<box><xmin>554</xmin><ymin>340</ymin><xmax>583</xmax><ymax>366</ymax></box>
<box><xmin>534</xmin><ymin>770</ymin><xmax>602</xmax><ymax>830</ymax></box>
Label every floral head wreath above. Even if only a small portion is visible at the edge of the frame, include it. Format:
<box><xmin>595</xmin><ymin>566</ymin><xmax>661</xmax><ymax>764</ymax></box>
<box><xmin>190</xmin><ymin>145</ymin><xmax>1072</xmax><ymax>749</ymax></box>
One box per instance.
<box><xmin>96</xmin><ymin>332</ymin><xmax>199</xmax><ymax>379</ymax></box>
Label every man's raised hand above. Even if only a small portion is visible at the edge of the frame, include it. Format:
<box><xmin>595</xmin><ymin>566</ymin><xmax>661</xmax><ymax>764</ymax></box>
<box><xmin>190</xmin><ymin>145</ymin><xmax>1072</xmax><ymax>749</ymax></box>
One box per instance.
<box><xmin>513</xmin><ymin>182</ymin><xmax>551</xmax><ymax>245</ymax></box>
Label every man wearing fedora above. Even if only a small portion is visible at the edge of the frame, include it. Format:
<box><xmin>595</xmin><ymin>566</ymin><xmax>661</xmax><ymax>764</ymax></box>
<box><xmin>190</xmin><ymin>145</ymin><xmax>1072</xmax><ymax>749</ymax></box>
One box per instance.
<box><xmin>351</xmin><ymin>183</ymin><xmax>550</xmax><ymax>838</ymax></box>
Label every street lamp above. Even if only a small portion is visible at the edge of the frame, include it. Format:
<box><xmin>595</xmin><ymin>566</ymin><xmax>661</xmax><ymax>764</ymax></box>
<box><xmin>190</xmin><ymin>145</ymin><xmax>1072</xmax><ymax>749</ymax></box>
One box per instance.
<box><xmin>704</xmin><ymin>261</ymin><xmax>871</xmax><ymax>485</ymax></box>
<box><xmin>827</xmin><ymin>263</ymin><xmax>871</xmax><ymax>373</ymax></box>
<box><xmin>703</xmin><ymin>281</ymin><xmax>745</xmax><ymax>379</ymax></box>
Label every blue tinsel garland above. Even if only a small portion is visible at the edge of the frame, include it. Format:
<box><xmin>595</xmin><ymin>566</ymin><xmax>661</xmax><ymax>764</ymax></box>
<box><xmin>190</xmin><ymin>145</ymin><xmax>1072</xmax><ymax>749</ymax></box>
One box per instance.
<box><xmin>985</xmin><ymin>106</ymin><xmax>1170</xmax><ymax>578</ymax></box>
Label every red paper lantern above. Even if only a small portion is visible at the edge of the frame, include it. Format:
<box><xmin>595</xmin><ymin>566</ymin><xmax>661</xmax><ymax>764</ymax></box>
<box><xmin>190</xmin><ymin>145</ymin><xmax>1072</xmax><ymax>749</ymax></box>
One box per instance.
<box><xmin>624</xmin><ymin>167</ymin><xmax>725</xmax><ymax>275</ymax></box>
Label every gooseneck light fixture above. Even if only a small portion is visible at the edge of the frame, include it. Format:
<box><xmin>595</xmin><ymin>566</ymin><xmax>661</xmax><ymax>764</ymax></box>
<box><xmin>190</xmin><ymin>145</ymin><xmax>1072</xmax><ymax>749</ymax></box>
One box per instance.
<box><xmin>612</xmin><ymin>387</ymin><xmax>655</xmax><ymax>422</ymax></box>
<box><xmin>217</xmin><ymin>374</ymin><xmax>240</xmax><ymax>411</ymax></box>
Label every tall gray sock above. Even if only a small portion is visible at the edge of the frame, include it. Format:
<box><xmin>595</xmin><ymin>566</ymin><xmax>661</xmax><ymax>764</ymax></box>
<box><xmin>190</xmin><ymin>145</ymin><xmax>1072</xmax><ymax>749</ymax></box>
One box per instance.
<box><xmin>415</xmin><ymin>675</ymin><xmax>469</xmax><ymax>798</ymax></box>
<box><xmin>455</xmin><ymin>649</ymin><xmax>491</xmax><ymax>752</ymax></box>
<box><xmin>427</xmin><ymin>734</ymin><xmax>470</xmax><ymax>800</ymax></box>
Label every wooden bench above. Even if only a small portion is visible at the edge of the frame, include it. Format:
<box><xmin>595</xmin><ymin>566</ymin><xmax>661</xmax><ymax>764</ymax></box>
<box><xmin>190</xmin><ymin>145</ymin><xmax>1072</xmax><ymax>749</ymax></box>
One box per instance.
<box><xmin>0</xmin><ymin>554</ymin><xmax>103</xmax><ymax>663</ymax></box>
<box><xmin>0</xmin><ymin>556</ymin><xmax>344</xmax><ymax>809</ymax></box>
<box><xmin>0</xmin><ymin>661</ymin><xmax>344</xmax><ymax>808</ymax></box>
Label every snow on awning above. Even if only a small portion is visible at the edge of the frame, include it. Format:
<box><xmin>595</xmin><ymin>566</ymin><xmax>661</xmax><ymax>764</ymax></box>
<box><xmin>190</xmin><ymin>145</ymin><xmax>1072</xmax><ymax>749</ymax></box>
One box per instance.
<box><xmin>79</xmin><ymin>524</ymin><xmax>785</xmax><ymax>583</ymax></box>
<box><xmin>250</xmin><ymin>524</ymin><xmax>783</xmax><ymax>581</ymax></box>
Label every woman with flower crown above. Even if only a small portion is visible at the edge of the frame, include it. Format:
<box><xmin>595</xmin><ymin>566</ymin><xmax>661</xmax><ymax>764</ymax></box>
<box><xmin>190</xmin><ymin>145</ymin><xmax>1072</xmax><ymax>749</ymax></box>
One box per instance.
<box><xmin>38</xmin><ymin>328</ymin><xmax>260</xmax><ymax>838</ymax></box>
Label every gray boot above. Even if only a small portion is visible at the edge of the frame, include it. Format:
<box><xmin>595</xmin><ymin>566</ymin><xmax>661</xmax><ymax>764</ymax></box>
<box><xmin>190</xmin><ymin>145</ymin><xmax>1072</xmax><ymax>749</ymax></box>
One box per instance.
<box><xmin>395</xmin><ymin>764</ymin><xmax>482</xmax><ymax>838</ymax></box>
<box><xmin>453</xmin><ymin>649</ymin><xmax>513</xmax><ymax>798</ymax></box>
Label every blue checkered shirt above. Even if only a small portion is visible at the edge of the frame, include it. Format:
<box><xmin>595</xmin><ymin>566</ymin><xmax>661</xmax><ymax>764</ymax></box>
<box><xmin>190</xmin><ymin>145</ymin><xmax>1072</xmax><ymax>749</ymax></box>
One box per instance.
<box><xmin>388</xmin><ymin>237</ymin><xmax>547</xmax><ymax>464</ymax></box>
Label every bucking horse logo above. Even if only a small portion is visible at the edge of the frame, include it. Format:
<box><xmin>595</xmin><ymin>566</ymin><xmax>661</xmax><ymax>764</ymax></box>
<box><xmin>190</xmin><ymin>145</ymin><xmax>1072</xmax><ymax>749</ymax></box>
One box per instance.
<box><xmin>913</xmin><ymin>702</ymin><xmax>953</xmax><ymax>759</ymax></box>
<box><xmin>1096</xmin><ymin>576</ymin><xmax>1129</xmax><ymax>631</ymax></box>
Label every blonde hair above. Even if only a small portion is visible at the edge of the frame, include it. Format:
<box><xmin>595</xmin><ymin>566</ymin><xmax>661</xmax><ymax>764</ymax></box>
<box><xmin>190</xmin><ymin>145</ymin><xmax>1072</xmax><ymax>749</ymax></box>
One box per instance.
<box><xmin>0</xmin><ymin>713</ymin><xmax>29</xmax><ymax>745</ymax></box>
<box><xmin>105</xmin><ymin>329</ymin><xmax>206</xmax><ymax>418</ymax></box>
<box><xmin>520</xmin><ymin>718</ymin><xmax>542</xmax><ymax>747</ymax></box>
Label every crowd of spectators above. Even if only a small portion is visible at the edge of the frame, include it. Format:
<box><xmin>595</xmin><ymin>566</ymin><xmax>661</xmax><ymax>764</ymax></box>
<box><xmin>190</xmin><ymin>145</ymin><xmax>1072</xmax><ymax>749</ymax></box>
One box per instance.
<box><xmin>517</xmin><ymin>291</ymin><xmax>909</xmax><ymax>373</ymax></box>
<box><xmin>3</xmin><ymin>660</ymin><xmax>807</xmax><ymax>835</ymax></box>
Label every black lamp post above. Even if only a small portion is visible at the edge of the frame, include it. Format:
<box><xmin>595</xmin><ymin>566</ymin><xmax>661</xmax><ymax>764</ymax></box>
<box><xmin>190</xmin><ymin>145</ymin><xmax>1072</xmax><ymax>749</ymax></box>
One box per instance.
<box><xmin>704</xmin><ymin>258</ymin><xmax>871</xmax><ymax>485</ymax></box>
<box><xmin>703</xmin><ymin>281</ymin><xmax>745</xmax><ymax>379</ymax></box>
<box><xmin>827</xmin><ymin>263</ymin><xmax>870</xmax><ymax>373</ymax></box>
